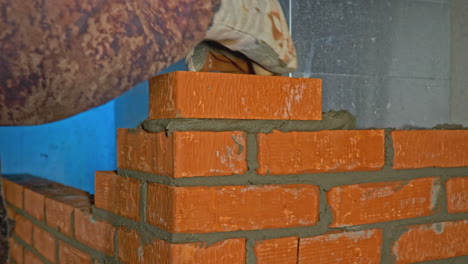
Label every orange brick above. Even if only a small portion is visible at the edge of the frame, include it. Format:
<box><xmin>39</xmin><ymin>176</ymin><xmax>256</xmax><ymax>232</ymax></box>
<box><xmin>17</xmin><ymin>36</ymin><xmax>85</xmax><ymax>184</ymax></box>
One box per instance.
<box><xmin>74</xmin><ymin>209</ymin><xmax>115</xmax><ymax>255</ymax></box>
<box><xmin>95</xmin><ymin>171</ymin><xmax>140</xmax><ymax>221</ymax></box>
<box><xmin>10</xmin><ymin>238</ymin><xmax>23</xmax><ymax>264</ymax></box>
<box><xmin>255</xmin><ymin>237</ymin><xmax>298</xmax><ymax>264</ymax></box>
<box><xmin>3</xmin><ymin>178</ymin><xmax>24</xmax><ymax>208</ymax></box>
<box><xmin>328</xmin><ymin>178</ymin><xmax>439</xmax><ymax>227</ymax></box>
<box><xmin>299</xmin><ymin>229</ymin><xmax>382</xmax><ymax>264</ymax></box>
<box><xmin>45</xmin><ymin>197</ymin><xmax>75</xmax><ymax>237</ymax></box>
<box><xmin>392</xmin><ymin>130</ymin><xmax>468</xmax><ymax>169</ymax></box>
<box><xmin>24</xmin><ymin>250</ymin><xmax>44</xmax><ymax>264</ymax></box>
<box><xmin>149</xmin><ymin>71</ymin><xmax>322</xmax><ymax>120</ymax></box>
<box><xmin>147</xmin><ymin>183</ymin><xmax>319</xmax><ymax>233</ymax></box>
<box><xmin>118</xmin><ymin>129</ymin><xmax>247</xmax><ymax>178</ymax></box>
<box><xmin>24</xmin><ymin>189</ymin><xmax>45</xmax><ymax>221</ymax></box>
<box><xmin>392</xmin><ymin>220</ymin><xmax>468</xmax><ymax>264</ymax></box>
<box><xmin>58</xmin><ymin>241</ymin><xmax>91</xmax><ymax>264</ymax></box>
<box><xmin>15</xmin><ymin>214</ymin><xmax>33</xmax><ymax>244</ymax></box>
<box><xmin>33</xmin><ymin>226</ymin><xmax>56</xmax><ymax>263</ymax></box>
<box><xmin>257</xmin><ymin>130</ymin><xmax>385</xmax><ymax>175</ymax></box>
<box><xmin>446</xmin><ymin>177</ymin><xmax>468</xmax><ymax>213</ymax></box>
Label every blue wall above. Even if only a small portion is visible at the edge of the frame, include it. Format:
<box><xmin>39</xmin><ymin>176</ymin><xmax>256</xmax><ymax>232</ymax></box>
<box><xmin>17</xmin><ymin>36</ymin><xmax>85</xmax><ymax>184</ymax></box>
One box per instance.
<box><xmin>0</xmin><ymin>60</ymin><xmax>186</xmax><ymax>193</ymax></box>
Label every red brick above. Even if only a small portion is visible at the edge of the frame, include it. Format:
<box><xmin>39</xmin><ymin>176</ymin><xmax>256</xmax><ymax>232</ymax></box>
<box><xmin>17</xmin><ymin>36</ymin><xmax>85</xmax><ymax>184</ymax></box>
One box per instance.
<box><xmin>299</xmin><ymin>229</ymin><xmax>382</xmax><ymax>264</ymax></box>
<box><xmin>74</xmin><ymin>209</ymin><xmax>115</xmax><ymax>255</ymax></box>
<box><xmin>45</xmin><ymin>197</ymin><xmax>75</xmax><ymax>237</ymax></box>
<box><xmin>33</xmin><ymin>226</ymin><xmax>56</xmax><ymax>263</ymax></box>
<box><xmin>10</xmin><ymin>238</ymin><xmax>23</xmax><ymax>264</ymax></box>
<box><xmin>255</xmin><ymin>237</ymin><xmax>298</xmax><ymax>264</ymax></box>
<box><xmin>392</xmin><ymin>130</ymin><xmax>468</xmax><ymax>169</ymax></box>
<box><xmin>118</xmin><ymin>129</ymin><xmax>247</xmax><ymax>178</ymax></box>
<box><xmin>117</xmin><ymin>227</ymin><xmax>245</xmax><ymax>264</ymax></box>
<box><xmin>58</xmin><ymin>241</ymin><xmax>91</xmax><ymax>264</ymax></box>
<box><xmin>446</xmin><ymin>177</ymin><xmax>468</xmax><ymax>213</ymax></box>
<box><xmin>24</xmin><ymin>250</ymin><xmax>44</xmax><ymax>264</ymax></box>
<box><xmin>94</xmin><ymin>171</ymin><xmax>140</xmax><ymax>221</ymax></box>
<box><xmin>24</xmin><ymin>189</ymin><xmax>45</xmax><ymax>221</ymax></box>
<box><xmin>149</xmin><ymin>71</ymin><xmax>322</xmax><ymax>120</ymax></box>
<box><xmin>392</xmin><ymin>220</ymin><xmax>468</xmax><ymax>264</ymax></box>
<box><xmin>3</xmin><ymin>178</ymin><xmax>24</xmax><ymax>208</ymax></box>
<box><xmin>328</xmin><ymin>178</ymin><xmax>439</xmax><ymax>227</ymax></box>
<box><xmin>147</xmin><ymin>183</ymin><xmax>319</xmax><ymax>233</ymax></box>
<box><xmin>15</xmin><ymin>214</ymin><xmax>33</xmax><ymax>244</ymax></box>
<box><xmin>6</xmin><ymin>205</ymin><xmax>16</xmax><ymax>220</ymax></box>
<box><xmin>257</xmin><ymin>130</ymin><xmax>385</xmax><ymax>175</ymax></box>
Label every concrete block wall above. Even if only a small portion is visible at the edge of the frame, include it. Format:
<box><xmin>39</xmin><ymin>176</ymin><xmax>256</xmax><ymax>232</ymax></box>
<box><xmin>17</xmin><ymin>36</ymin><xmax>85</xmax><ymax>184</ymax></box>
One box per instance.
<box><xmin>4</xmin><ymin>71</ymin><xmax>468</xmax><ymax>263</ymax></box>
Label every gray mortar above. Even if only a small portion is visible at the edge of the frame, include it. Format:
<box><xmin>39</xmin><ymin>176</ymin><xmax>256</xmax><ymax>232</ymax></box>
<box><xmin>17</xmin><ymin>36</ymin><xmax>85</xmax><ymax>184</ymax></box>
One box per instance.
<box><xmin>245</xmin><ymin>238</ymin><xmax>257</xmax><ymax>264</ymax></box>
<box><xmin>140</xmin><ymin>110</ymin><xmax>356</xmax><ymax>134</ymax></box>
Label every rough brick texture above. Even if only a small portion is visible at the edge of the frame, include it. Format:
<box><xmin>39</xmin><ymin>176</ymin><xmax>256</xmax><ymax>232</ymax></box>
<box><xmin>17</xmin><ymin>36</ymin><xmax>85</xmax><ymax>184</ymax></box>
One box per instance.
<box><xmin>392</xmin><ymin>130</ymin><xmax>468</xmax><ymax>169</ymax></box>
<box><xmin>149</xmin><ymin>71</ymin><xmax>322</xmax><ymax>120</ymax></box>
<box><xmin>10</xmin><ymin>238</ymin><xmax>23</xmax><ymax>264</ymax></box>
<box><xmin>95</xmin><ymin>171</ymin><xmax>140</xmax><ymax>221</ymax></box>
<box><xmin>393</xmin><ymin>220</ymin><xmax>468</xmax><ymax>264</ymax></box>
<box><xmin>74</xmin><ymin>209</ymin><xmax>115</xmax><ymax>255</ymax></box>
<box><xmin>118</xmin><ymin>228</ymin><xmax>246</xmax><ymax>264</ymax></box>
<box><xmin>15</xmin><ymin>214</ymin><xmax>33</xmax><ymax>244</ymax></box>
<box><xmin>45</xmin><ymin>197</ymin><xmax>75</xmax><ymax>237</ymax></box>
<box><xmin>446</xmin><ymin>177</ymin><xmax>468</xmax><ymax>213</ymax></box>
<box><xmin>299</xmin><ymin>230</ymin><xmax>382</xmax><ymax>264</ymax></box>
<box><xmin>24</xmin><ymin>189</ymin><xmax>45</xmax><ymax>221</ymax></box>
<box><xmin>147</xmin><ymin>183</ymin><xmax>319</xmax><ymax>233</ymax></box>
<box><xmin>3</xmin><ymin>178</ymin><xmax>24</xmax><ymax>209</ymax></box>
<box><xmin>33</xmin><ymin>226</ymin><xmax>56</xmax><ymax>263</ymax></box>
<box><xmin>328</xmin><ymin>178</ymin><xmax>439</xmax><ymax>227</ymax></box>
<box><xmin>257</xmin><ymin>130</ymin><xmax>385</xmax><ymax>175</ymax></box>
<box><xmin>58</xmin><ymin>241</ymin><xmax>91</xmax><ymax>264</ymax></box>
<box><xmin>118</xmin><ymin>129</ymin><xmax>247</xmax><ymax>178</ymax></box>
<box><xmin>24</xmin><ymin>249</ymin><xmax>44</xmax><ymax>264</ymax></box>
<box><xmin>255</xmin><ymin>237</ymin><xmax>298</xmax><ymax>264</ymax></box>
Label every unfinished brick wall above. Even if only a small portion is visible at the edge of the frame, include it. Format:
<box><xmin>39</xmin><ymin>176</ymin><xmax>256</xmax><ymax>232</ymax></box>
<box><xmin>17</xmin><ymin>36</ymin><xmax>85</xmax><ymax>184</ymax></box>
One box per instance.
<box><xmin>5</xmin><ymin>71</ymin><xmax>468</xmax><ymax>264</ymax></box>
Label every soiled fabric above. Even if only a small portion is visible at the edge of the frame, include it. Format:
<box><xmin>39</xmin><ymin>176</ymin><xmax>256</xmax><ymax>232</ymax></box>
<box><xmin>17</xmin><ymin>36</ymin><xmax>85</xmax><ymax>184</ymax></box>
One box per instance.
<box><xmin>0</xmin><ymin>0</ymin><xmax>220</xmax><ymax>125</ymax></box>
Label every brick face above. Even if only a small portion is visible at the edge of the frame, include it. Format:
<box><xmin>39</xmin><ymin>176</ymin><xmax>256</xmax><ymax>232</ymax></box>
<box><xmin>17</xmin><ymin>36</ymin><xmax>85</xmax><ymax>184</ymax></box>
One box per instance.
<box><xmin>255</xmin><ymin>237</ymin><xmax>298</xmax><ymax>264</ymax></box>
<box><xmin>45</xmin><ymin>197</ymin><xmax>75</xmax><ymax>237</ymax></box>
<box><xmin>257</xmin><ymin>130</ymin><xmax>385</xmax><ymax>175</ymax></box>
<box><xmin>15</xmin><ymin>214</ymin><xmax>33</xmax><ymax>244</ymax></box>
<box><xmin>392</xmin><ymin>130</ymin><xmax>468</xmax><ymax>169</ymax></box>
<box><xmin>33</xmin><ymin>226</ymin><xmax>56</xmax><ymax>263</ymax></box>
<box><xmin>328</xmin><ymin>178</ymin><xmax>439</xmax><ymax>227</ymax></box>
<box><xmin>3</xmin><ymin>178</ymin><xmax>24</xmax><ymax>209</ymax></box>
<box><xmin>149</xmin><ymin>71</ymin><xmax>322</xmax><ymax>120</ymax></box>
<box><xmin>24</xmin><ymin>250</ymin><xmax>44</xmax><ymax>264</ymax></box>
<box><xmin>94</xmin><ymin>171</ymin><xmax>140</xmax><ymax>221</ymax></box>
<box><xmin>58</xmin><ymin>241</ymin><xmax>91</xmax><ymax>264</ymax></box>
<box><xmin>298</xmin><ymin>230</ymin><xmax>382</xmax><ymax>264</ymax></box>
<box><xmin>24</xmin><ymin>189</ymin><xmax>45</xmax><ymax>221</ymax></box>
<box><xmin>147</xmin><ymin>183</ymin><xmax>319</xmax><ymax>233</ymax></box>
<box><xmin>10</xmin><ymin>238</ymin><xmax>23</xmax><ymax>264</ymax></box>
<box><xmin>392</xmin><ymin>220</ymin><xmax>468</xmax><ymax>264</ymax></box>
<box><xmin>118</xmin><ymin>129</ymin><xmax>248</xmax><ymax>178</ymax></box>
<box><xmin>74</xmin><ymin>209</ymin><xmax>115</xmax><ymax>255</ymax></box>
<box><xmin>446</xmin><ymin>177</ymin><xmax>468</xmax><ymax>213</ymax></box>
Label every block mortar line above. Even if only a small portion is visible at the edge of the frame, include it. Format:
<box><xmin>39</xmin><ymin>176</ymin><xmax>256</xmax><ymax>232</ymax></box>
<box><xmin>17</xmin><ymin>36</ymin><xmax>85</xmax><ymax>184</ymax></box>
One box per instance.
<box><xmin>415</xmin><ymin>255</ymin><xmax>468</xmax><ymax>264</ymax></box>
<box><xmin>245</xmin><ymin>238</ymin><xmax>257</xmax><ymax>264</ymax></box>
<box><xmin>11</xmin><ymin>233</ymin><xmax>53</xmax><ymax>264</ymax></box>
<box><xmin>380</xmin><ymin>225</ymin><xmax>404</xmax><ymax>264</ymax></box>
<box><xmin>55</xmin><ymin>237</ymin><xmax>59</xmax><ymax>264</ymax></box>
<box><xmin>384</xmin><ymin>129</ymin><xmax>395</xmax><ymax>167</ymax></box>
<box><xmin>246</xmin><ymin>133</ymin><xmax>259</xmax><ymax>173</ymax></box>
<box><xmin>117</xmin><ymin>167</ymin><xmax>468</xmax><ymax>188</ymax></box>
<box><xmin>140</xmin><ymin>181</ymin><xmax>148</xmax><ymax>223</ymax></box>
<box><xmin>8</xmin><ymin>203</ymin><xmax>117</xmax><ymax>263</ymax></box>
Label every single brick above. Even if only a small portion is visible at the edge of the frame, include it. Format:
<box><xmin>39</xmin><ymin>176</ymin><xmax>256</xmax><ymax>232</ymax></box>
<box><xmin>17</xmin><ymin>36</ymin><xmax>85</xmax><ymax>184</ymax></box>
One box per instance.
<box><xmin>149</xmin><ymin>71</ymin><xmax>322</xmax><ymax>120</ymax></box>
<box><xmin>45</xmin><ymin>197</ymin><xmax>75</xmax><ymax>237</ymax></box>
<box><xmin>10</xmin><ymin>238</ymin><xmax>23</xmax><ymax>264</ymax></box>
<box><xmin>257</xmin><ymin>130</ymin><xmax>385</xmax><ymax>175</ymax></box>
<box><xmin>392</xmin><ymin>220</ymin><xmax>468</xmax><ymax>263</ymax></box>
<box><xmin>24</xmin><ymin>189</ymin><xmax>45</xmax><ymax>221</ymax></box>
<box><xmin>7</xmin><ymin>205</ymin><xmax>16</xmax><ymax>220</ymax></box>
<box><xmin>118</xmin><ymin>129</ymin><xmax>247</xmax><ymax>178</ymax></box>
<box><xmin>328</xmin><ymin>178</ymin><xmax>439</xmax><ymax>227</ymax></box>
<box><xmin>58</xmin><ymin>241</ymin><xmax>91</xmax><ymax>264</ymax></box>
<box><xmin>74</xmin><ymin>209</ymin><xmax>115</xmax><ymax>255</ymax></box>
<box><xmin>255</xmin><ymin>237</ymin><xmax>298</xmax><ymax>264</ymax></box>
<box><xmin>33</xmin><ymin>226</ymin><xmax>56</xmax><ymax>263</ymax></box>
<box><xmin>15</xmin><ymin>214</ymin><xmax>33</xmax><ymax>244</ymax></box>
<box><xmin>299</xmin><ymin>229</ymin><xmax>382</xmax><ymax>264</ymax></box>
<box><xmin>147</xmin><ymin>183</ymin><xmax>319</xmax><ymax>233</ymax></box>
<box><xmin>95</xmin><ymin>171</ymin><xmax>140</xmax><ymax>221</ymax></box>
<box><xmin>3</xmin><ymin>178</ymin><xmax>24</xmax><ymax>208</ymax></box>
<box><xmin>446</xmin><ymin>177</ymin><xmax>468</xmax><ymax>213</ymax></box>
<box><xmin>392</xmin><ymin>130</ymin><xmax>468</xmax><ymax>169</ymax></box>
<box><xmin>24</xmin><ymin>249</ymin><xmax>44</xmax><ymax>264</ymax></box>
<box><xmin>118</xmin><ymin>228</ymin><xmax>246</xmax><ymax>264</ymax></box>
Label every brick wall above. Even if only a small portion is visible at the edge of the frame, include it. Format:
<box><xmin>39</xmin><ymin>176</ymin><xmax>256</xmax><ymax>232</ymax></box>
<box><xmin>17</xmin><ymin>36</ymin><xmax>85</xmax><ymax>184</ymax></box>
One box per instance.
<box><xmin>5</xmin><ymin>71</ymin><xmax>468</xmax><ymax>264</ymax></box>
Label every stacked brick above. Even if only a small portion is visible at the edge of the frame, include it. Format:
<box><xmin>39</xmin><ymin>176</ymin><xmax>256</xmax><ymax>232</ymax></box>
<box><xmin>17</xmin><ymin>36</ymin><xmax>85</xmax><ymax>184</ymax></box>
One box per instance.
<box><xmin>5</xmin><ymin>71</ymin><xmax>468</xmax><ymax>263</ymax></box>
